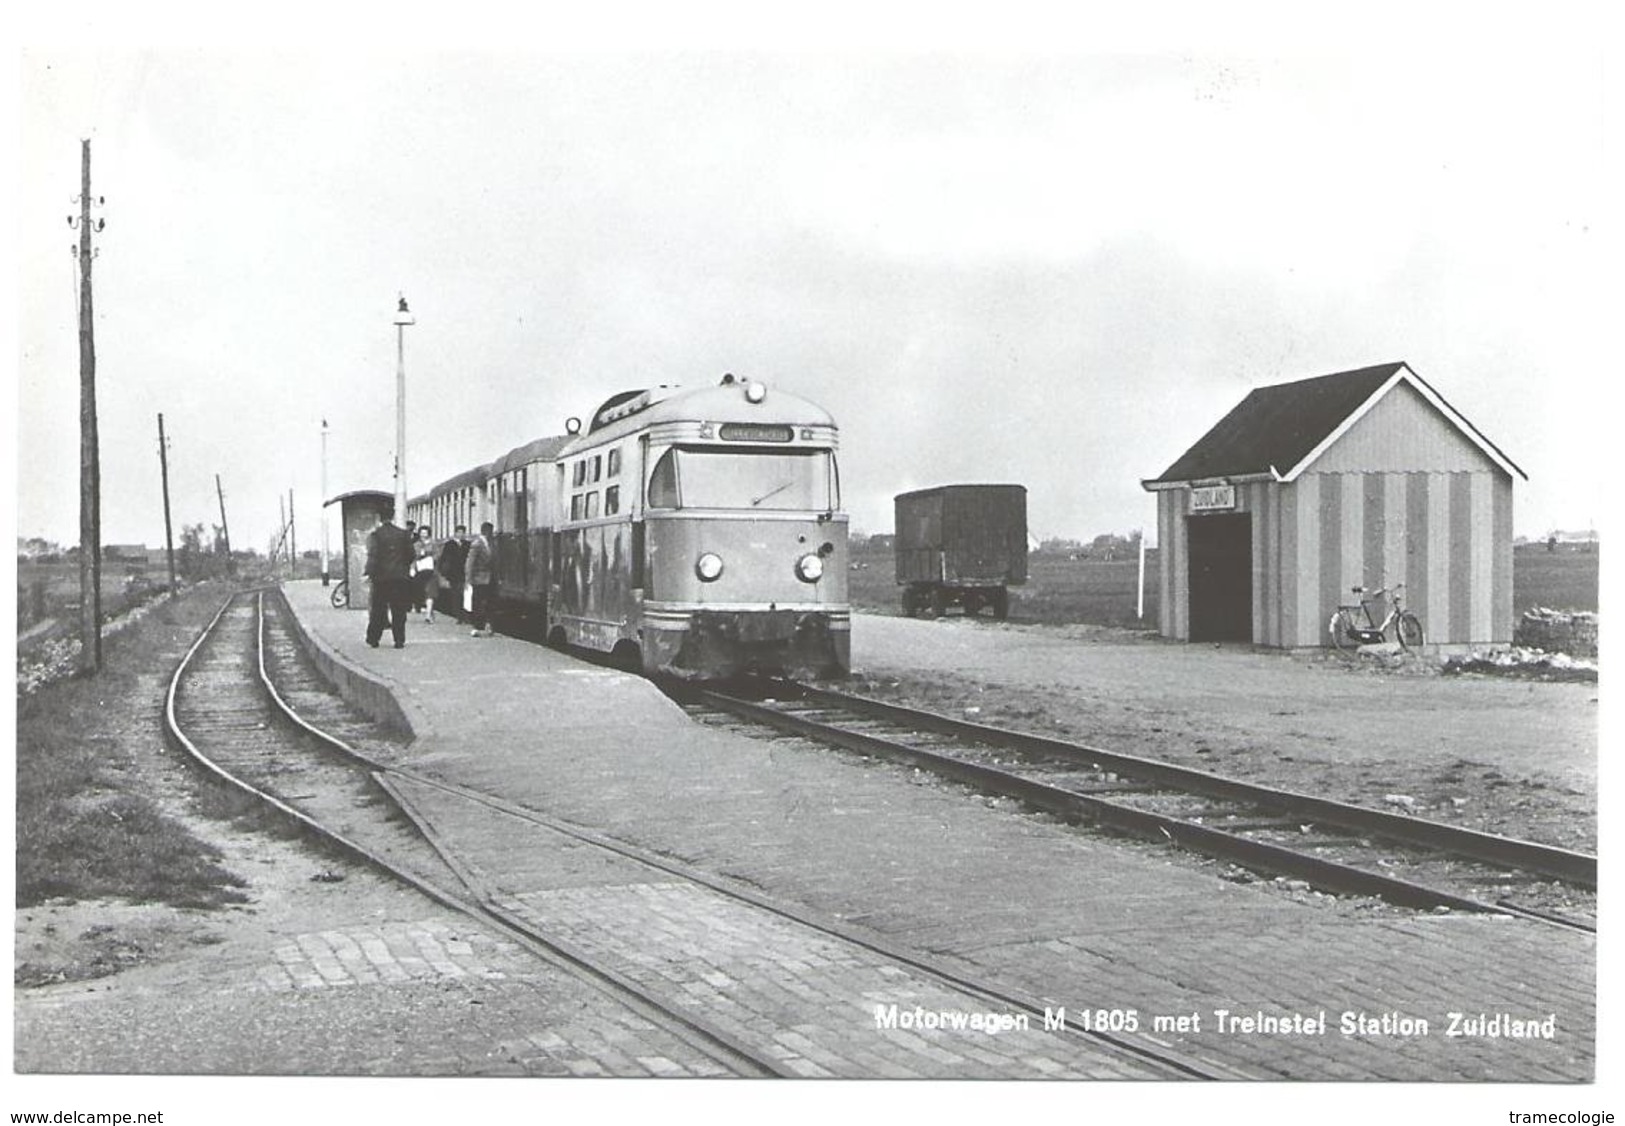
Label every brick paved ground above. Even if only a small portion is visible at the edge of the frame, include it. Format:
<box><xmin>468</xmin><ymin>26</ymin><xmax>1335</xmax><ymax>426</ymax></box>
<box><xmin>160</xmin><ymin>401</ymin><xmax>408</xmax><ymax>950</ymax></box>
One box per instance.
<box><xmin>244</xmin><ymin>584</ymin><xmax>1605</xmax><ymax>1080</ymax></box>
<box><xmin>388</xmin><ymin>773</ymin><xmax>1172</xmax><ymax>1079</ymax></box>
<box><xmin>15</xmin><ymin>850</ymin><xmax>732</xmax><ymax>1078</ymax></box>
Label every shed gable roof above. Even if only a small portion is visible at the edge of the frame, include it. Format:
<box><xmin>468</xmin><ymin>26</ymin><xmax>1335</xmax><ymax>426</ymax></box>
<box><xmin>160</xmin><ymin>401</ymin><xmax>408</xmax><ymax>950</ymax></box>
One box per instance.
<box><xmin>1143</xmin><ymin>362</ymin><xmax>1525</xmax><ymax>488</ymax></box>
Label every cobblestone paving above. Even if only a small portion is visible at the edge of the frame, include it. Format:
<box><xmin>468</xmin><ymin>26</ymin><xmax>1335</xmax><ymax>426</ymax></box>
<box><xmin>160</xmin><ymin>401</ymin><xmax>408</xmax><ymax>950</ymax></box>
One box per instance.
<box><xmin>19</xmin><ymin>910</ymin><xmax>735</xmax><ymax>1077</ymax></box>
<box><xmin>972</xmin><ymin>916</ymin><xmax>1594</xmax><ymax>1081</ymax></box>
<box><xmin>504</xmin><ymin>881</ymin><xmax>1158</xmax><ymax>1079</ymax></box>
<box><xmin>252</xmin><ymin>918</ymin><xmax>523</xmax><ymax>992</ymax></box>
<box><xmin>386</xmin><ymin>774</ymin><xmax>1174</xmax><ymax>1079</ymax></box>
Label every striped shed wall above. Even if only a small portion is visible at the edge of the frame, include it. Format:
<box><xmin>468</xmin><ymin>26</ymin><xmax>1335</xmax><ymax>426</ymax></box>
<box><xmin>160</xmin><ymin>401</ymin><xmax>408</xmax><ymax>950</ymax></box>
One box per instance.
<box><xmin>1146</xmin><ymin>364</ymin><xmax>1523</xmax><ymax>649</ymax></box>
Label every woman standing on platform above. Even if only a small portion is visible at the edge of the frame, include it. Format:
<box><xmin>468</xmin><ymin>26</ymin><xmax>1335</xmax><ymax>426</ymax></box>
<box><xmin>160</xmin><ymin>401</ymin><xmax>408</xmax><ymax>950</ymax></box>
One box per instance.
<box><xmin>411</xmin><ymin>525</ymin><xmax>439</xmax><ymax>624</ymax></box>
<box><xmin>465</xmin><ymin>522</ymin><xmax>496</xmax><ymax>637</ymax></box>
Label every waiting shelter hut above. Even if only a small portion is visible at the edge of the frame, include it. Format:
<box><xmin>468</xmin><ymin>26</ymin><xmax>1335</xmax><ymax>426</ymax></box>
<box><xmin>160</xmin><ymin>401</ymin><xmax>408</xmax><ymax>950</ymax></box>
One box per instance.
<box><xmin>1141</xmin><ymin>362</ymin><xmax>1526</xmax><ymax>650</ymax></box>
<box><xmin>322</xmin><ymin>489</ymin><xmax>394</xmax><ymax>611</ymax></box>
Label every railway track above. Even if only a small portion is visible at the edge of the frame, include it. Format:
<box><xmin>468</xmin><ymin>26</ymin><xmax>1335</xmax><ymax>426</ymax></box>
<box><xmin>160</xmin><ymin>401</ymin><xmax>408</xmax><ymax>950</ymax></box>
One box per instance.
<box><xmin>675</xmin><ymin>679</ymin><xmax>1596</xmax><ymax>933</ymax></box>
<box><xmin>164</xmin><ymin>589</ymin><xmax>1237</xmax><ymax>1080</ymax></box>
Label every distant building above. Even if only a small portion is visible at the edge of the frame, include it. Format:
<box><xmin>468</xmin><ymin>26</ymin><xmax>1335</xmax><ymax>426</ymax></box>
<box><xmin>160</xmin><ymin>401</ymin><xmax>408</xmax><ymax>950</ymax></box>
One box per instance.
<box><xmin>1548</xmin><ymin>529</ymin><xmax>1599</xmax><ymax>545</ymax></box>
<box><xmin>1143</xmin><ymin>362</ymin><xmax>1525</xmax><ymax>649</ymax></box>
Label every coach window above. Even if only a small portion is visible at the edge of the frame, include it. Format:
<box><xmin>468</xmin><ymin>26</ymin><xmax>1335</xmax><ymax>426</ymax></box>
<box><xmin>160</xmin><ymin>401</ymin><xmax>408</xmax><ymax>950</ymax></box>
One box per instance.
<box><xmin>591</xmin><ymin>455</ymin><xmax>603</xmax><ymax>483</ymax></box>
<box><xmin>607</xmin><ymin>448</ymin><xmax>621</xmax><ymax>477</ymax></box>
<box><xmin>570</xmin><ymin>494</ymin><xmax>583</xmax><ymax>521</ymax></box>
<box><xmin>585</xmin><ymin>492</ymin><xmax>600</xmax><ymax>520</ymax></box>
<box><xmin>573</xmin><ymin>461</ymin><xmax>587</xmax><ymax>488</ymax></box>
<box><xmin>605</xmin><ymin>485</ymin><xmax>620</xmax><ymax>516</ymax></box>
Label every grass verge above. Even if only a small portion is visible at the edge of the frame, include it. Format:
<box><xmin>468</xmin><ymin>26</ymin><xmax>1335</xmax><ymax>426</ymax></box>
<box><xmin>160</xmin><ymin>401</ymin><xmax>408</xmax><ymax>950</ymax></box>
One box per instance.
<box><xmin>15</xmin><ymin>584</ymin><xmax>249</xmax><ymax>911</ymax></box>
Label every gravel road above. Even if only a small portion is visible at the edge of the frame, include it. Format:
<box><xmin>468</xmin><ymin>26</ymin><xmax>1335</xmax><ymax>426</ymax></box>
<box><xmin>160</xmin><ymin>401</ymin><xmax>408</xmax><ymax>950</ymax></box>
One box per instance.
<box><xmin>846</xmin><ymin>614</ymin><xmax>1598</xmax><ymax>852</ymax></box>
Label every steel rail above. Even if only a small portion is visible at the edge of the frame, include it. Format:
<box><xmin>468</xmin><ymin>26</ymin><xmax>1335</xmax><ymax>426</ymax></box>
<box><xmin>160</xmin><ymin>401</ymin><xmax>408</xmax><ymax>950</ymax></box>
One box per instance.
<box><xmin>691</xmin><ymin>685</ymin><xmax>1591</xmax><ymax>929</ymax></box>
<box><xmin>164</xmin><ymin>591</ymin><xmax>782</xmax><ymax>1078</ymax></box>
<box><xmin>786</xmin><ymin>681</ymin><xmax>1597</xmax><ymax>889</ymax></box>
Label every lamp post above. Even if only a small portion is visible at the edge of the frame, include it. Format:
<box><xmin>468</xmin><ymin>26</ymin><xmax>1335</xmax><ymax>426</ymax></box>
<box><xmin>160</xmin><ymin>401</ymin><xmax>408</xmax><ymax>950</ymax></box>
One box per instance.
<box><xmin>392</xmin><ymin>294</ymin><xmax>415</xmax><ymax>521</ymax></box>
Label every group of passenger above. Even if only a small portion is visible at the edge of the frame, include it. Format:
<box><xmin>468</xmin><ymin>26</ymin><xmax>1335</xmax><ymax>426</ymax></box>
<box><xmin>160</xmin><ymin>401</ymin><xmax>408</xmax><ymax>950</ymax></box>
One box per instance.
<box><xmin>363</xmin><ymin>509</ymin><xmax>497</xmax><ymax>649</ymax></box>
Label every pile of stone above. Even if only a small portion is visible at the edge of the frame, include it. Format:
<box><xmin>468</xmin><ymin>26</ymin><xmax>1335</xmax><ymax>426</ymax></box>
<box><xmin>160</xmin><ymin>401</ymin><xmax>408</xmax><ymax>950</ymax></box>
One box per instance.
<box><xmin>1514</xmin><ymin>607</ymin><xmax>1599</xmax><ymax>659</ymax></box>
<box><xmin>1440</xmin><ymin>645</ymin><xmax>1596</xmax><ymax>681</ymax></box>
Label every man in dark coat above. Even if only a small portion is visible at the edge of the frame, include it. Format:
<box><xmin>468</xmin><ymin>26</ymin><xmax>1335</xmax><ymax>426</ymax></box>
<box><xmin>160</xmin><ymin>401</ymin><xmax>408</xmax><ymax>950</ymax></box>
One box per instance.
<box><xmin>436</xmin><ymin>524</ymin><xmax>470</xmax><ymax>620</ymax></box>
<box><xmin>364</xmin><ymin>509</ymin><xmax>415</xmax><ymax>648</ymax></box>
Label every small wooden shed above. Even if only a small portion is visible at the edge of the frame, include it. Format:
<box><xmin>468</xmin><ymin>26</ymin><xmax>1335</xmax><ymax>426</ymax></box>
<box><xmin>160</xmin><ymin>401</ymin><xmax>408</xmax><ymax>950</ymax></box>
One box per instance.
<box><xmin>323</xmin><ymin>489</ymin><xmax>394</xmax><ymax>611</ymax></box>
<box><xmin>1142</xmin><ymin>362</ymin><xmax>1526</xmax><ymax>650</ymax></box>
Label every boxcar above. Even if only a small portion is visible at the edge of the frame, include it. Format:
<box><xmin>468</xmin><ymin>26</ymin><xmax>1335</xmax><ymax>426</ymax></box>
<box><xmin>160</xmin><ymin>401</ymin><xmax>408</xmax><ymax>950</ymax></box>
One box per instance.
<box><xmin>894</xmin><ymin>484</ymin><xmax>1028</xmax><ymax>618</ymax></box>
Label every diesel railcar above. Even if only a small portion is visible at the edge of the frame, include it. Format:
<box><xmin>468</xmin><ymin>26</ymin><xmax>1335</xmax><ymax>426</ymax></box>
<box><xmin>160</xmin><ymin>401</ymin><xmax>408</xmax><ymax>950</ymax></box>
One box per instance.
<box><xmin>409</xmin><ymin>375</ymin><xmax>850</xmax><ymax>679</ymax></box>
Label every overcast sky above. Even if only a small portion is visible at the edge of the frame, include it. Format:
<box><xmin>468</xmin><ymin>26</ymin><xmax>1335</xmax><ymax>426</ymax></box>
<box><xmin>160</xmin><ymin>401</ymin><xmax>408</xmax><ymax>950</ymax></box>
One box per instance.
<box><xmin>16</xmin><ymin>42</ymin><xmax>1612</xmax><ymax>555</ymax></box>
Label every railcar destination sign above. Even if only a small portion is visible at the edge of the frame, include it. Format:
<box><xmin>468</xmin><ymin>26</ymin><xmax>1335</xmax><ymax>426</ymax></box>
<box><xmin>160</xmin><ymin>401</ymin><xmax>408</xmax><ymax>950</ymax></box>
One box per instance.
<box><xmin>719</xmin><ymin>423</ymin><xmax>794</xmax><ymax>443</ymax></box>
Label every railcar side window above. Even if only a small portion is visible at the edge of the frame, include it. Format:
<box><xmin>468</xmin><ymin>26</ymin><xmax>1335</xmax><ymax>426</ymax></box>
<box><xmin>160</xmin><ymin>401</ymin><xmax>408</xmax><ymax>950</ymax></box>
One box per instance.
<box><xmin>607</xmin><ymin>448</ymin><xmax>621</xmax><ymax>477</ymax></box>
<box><xmin>585</xmin><ymin>492</ymin><xmax>600</xmax><ymax>519</ymax></box>
<box><xmin>605</xmin><ymin>485</ymin><xmax>620</xmax><ymax>516</ymax></box>
<box><xmin>573</xmin><ymin>461</ymin><xmax>587</xmax><ymax>487</ymax></box>
<box><xmin>648</xmin><ymin>450</ymin><xmax>679</xmax><ymax>509</ymax></box>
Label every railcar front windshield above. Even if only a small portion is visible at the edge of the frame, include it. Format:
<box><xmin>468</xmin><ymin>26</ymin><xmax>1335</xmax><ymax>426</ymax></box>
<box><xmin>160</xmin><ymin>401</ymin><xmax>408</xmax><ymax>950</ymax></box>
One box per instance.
<box><xmin>648</xmin><ymin>448</ymin><xmax>839</xmax><ymax>512</ymax></box>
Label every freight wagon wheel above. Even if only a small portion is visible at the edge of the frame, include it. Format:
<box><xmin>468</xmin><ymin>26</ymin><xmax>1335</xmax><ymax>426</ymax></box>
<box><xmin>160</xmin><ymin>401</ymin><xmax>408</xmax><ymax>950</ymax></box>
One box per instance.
<box><xmin>962</xmin><ymin>592</ymin><xmax>982</xmax><ymax>618</ymax></box>
<box><xmin>1396</xmin><ymin>612</ymin><xmax>1424</xmax><ymax>650</ymax></box>
<box><xmin>992</xmin><ymin>588</ymin><xmax>1009</xmax><ymax>620</ymax></box>
<box><xmin>928</xmin><ymin>589</ymin><xmax>947</xmax><ymax>618</ymax></box>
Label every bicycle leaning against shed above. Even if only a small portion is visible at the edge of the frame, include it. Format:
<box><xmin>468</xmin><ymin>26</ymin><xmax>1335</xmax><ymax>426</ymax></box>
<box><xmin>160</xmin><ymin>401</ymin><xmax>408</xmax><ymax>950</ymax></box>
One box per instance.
<box><xmin>1328</xmin><ymin>582</ymin><xmax>1424</xmax><ymax>651</ymax></box>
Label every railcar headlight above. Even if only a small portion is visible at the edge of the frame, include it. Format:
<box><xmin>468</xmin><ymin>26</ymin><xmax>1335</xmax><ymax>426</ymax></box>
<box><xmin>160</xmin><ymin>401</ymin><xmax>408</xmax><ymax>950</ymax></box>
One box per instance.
<box><xmin>745</xmin><ymin>381</ymin><xmax>767</xmax><ymax>403</ymax></box>
<box><xmin>795</xmin><ymin>553</ymin><xmax>824</xmax><ymax>582</ymax></box>
<box><xmin>696</xmin><ymin>552</ymin><xmax>725</xmax><ymax>582</ymax></box>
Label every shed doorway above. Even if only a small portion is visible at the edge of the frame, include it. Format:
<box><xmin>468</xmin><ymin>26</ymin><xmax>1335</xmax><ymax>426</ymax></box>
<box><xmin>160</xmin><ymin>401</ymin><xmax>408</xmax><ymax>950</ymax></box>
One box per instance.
<box><xmin>1187</xmin><ymin>512</ymin><xmax>1252</xmax><ymax>642</ymax></box>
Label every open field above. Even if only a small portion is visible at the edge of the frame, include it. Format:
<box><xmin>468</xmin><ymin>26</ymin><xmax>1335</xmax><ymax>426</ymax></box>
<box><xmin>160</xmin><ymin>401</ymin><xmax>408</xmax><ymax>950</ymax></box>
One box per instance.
<box><xmin>17</xmin><ymin>561</ymin><xmax>164</xmax><ymax>635</ymax></box>
<box><xmin>848</xmin><ymin>550</ymin><xmax>1160</xmax><ymax>628</ymax></box>
<box><xmin>850</xmin><ymin>542</ymin><xmax>1599</xmax><ymax>627</ymax></box>
<box><xmin>1512</xmin><ymin>543</ymin><xmax>1600</xmax><ymax>616</ymax></box>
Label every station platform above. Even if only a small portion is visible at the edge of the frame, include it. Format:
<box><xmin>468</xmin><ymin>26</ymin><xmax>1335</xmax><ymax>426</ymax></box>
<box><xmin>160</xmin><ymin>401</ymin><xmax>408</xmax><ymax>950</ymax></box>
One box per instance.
<box><xmin>272</xmin><ymin>580</ymin><xmax>1595</xmax><ymax>1081</ymax></box>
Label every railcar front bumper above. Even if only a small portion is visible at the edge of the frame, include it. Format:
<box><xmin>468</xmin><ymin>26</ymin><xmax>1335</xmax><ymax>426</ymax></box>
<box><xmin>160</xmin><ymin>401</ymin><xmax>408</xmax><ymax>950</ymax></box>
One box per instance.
<box><xmin>651</xmin><ymin>609</ymin><xmax>849</xmax><ymax>680</ymax></box>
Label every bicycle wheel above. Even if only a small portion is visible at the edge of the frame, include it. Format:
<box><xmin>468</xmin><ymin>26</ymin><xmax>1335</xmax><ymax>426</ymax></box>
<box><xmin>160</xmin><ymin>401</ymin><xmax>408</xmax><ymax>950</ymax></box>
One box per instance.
<box><xmin>1328</xmin><ymin>609</ymin><xmax>1360</xmax><ymax>651</ymax></box>
<box><xmin>1395</xmin><ymin>612</ymin><xmax>1424</xmax><ymax>650</ymax></box>
<box><xmin>330</xmin><ymin>580</ymin><xmax>348</xmax><ymax>609</ymax></box>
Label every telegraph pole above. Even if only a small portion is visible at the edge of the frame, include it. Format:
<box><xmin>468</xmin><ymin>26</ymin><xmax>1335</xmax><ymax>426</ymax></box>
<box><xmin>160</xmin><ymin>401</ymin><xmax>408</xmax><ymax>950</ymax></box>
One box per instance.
<box><xmin>72</xmin><ymin>139</ymin><xmax>105</xmax><ymax>674</ymax></box>
<box><xmin>158</xmin><ymin>413</ymin><xmax>177</xmax><ymax>594</ymax></box>
<box><xmin>288</xmin><ymin>488</ymin><xmax>298</xmax><ymax>579</ymax></box>
<box><xmin>215</xmin><ymin>474</ymin><xmax>234</xmax><ymax>577</ymax></box>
